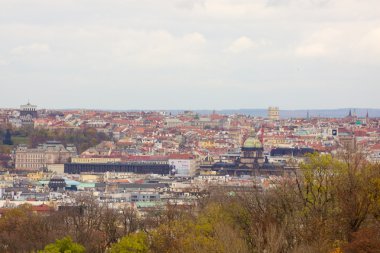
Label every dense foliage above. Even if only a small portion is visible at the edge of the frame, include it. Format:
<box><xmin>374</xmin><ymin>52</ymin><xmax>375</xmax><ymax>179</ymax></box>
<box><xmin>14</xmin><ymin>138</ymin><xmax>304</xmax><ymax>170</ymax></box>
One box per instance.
<box><xmin>0</xmin><ymin>125</ymin><xmax>110</xmax><ymax>154</ymax></box>
<box><xmin>27</xmin><ymin>127</ymin><xmax>110</xmax><ymax>153</ymax></box>
<box><xmin>38</xmin><ymin>237</ymin><xmax>85</xmax><ymax>253</ymax></box>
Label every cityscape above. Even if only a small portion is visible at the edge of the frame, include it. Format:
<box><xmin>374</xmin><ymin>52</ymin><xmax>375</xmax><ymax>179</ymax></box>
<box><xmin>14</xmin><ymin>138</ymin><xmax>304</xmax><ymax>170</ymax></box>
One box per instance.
<box><xmin>0</xmin><ymin>102</ymin><xmax>380</xmax><ymax>252</ymax></box>
<box><xmin>1</xmin><ymin>0</ymin><xmax>380</xmax><ymax>252</ymax></box>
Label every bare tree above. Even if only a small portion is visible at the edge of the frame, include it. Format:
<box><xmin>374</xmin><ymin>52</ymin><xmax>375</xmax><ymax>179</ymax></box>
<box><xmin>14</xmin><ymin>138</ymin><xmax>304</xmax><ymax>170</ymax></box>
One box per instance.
<box><xmin>119</xmin><ymin>204</ymin><xmax>139</xmax><ymax>236</ymax></box>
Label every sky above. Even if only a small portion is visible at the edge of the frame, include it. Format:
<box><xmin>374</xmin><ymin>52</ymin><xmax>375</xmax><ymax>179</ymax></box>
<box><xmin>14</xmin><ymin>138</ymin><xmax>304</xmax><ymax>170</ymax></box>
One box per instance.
<box><xmin>0</xmin><ymin>0</ymin><xmax>379</xmax><ymax>110</ymax></box>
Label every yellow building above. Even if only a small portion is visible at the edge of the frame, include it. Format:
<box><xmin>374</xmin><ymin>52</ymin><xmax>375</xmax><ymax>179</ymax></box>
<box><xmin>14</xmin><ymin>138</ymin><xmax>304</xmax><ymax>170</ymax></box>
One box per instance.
<box><xmin>71</xmin><ymin>157</ymin><xmax>121</xmax><ymax>164</ymax></box>
<box><xmin>27</xmin><ymin>171</ymin><xmax>49</xmax><ymax>181</ymax></box>
<box><xmin>265</xmin><ymin>138</ymin><xmax>293</xmax><ymax>148</ymax></box>
<box><xmin>199</xmin><ymin>141</ymin><xmax>215</xmax><ymax>149</ymax></box>
<box><xmin>80</xmin><ymin>174</ymin><xmax>103</xmax><ymax>182</ymax></box>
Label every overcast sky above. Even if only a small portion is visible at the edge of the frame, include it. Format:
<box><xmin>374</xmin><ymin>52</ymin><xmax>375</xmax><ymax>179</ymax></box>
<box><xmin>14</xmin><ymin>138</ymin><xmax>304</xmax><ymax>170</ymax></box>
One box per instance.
<box><xmin>0</xmin><ymin>0</ymin><xmax>379</xmax><ymax>110</ymax></box>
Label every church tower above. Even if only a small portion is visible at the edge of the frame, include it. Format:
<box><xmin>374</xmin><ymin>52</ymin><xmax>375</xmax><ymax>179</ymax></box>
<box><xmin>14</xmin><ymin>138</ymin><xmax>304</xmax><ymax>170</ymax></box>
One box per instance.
<box><xmin>268</xmin><ymin>106</ymin><xmax>280</xmax><ymax>120</ymax></box>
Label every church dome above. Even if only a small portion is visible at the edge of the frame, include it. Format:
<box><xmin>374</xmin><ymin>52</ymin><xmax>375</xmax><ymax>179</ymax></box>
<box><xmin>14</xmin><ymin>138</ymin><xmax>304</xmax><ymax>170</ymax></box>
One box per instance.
<box><xmin>243</xmin><ymin>136</ymin><xmax>263</xmax><ymax>149</ymax></box>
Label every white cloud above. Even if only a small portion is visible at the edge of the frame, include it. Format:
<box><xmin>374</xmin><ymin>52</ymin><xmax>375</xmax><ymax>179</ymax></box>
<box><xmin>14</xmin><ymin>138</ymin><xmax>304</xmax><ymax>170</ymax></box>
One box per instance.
<box><xmin>295</xmin><ymin>43</ymin><xmax>327</xmax><ymax>57</ymax></box>
<box><xmin>111</xmin><ymin>30</ymin><xmax>207</xmax><ymax>67</ymax></box>
<box><xmin>295</xmin><ymin>28</ymin><xmax>342</xmax><ymax>58</ymax></box>
<box><xmin>10</xmin><ymin>43</ymin><xmax>51</xmax><ymax>55</ymax></box>
<box><xmin>175</xmin><ymin>0</ymin><xmax>205</xmax><ymax>10</ymax></box>
<box><xmin>0</xmin><ymin>0</ymin><xmax>380</xmax><ymax>109</ymax></box>
<box><xmin>226</xmin><ymin>36</ymin><xmax>257</xmax><ymax>53</ymax></box>
<box><xmin>359</xmin><ymin>27</ymin><xmax>380</xmax><ymax>55</ymax></box>
<box><xmin>295</xmin><ymin>25</ymin><xmax>380</xmax><ymax>62</ymax></box>
<box><xmin>0</xmin><ymin>58</ymin><xmax>8</xmax><ymax>66</ymax></box>
<box><xmin>1</xmin><ymin>25</ymin><xmax>207</xmax><ymax>68</ymax></box>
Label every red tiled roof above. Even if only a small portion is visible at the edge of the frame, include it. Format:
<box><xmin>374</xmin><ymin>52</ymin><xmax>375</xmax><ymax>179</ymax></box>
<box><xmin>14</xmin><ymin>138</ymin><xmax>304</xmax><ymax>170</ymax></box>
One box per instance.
<box><xmin>168</xmin><ymin>154</ymin><xmax>195</xmax><ymax>159</ymax></box>
<box><xmin>370</xmin><ymin>143</ymin><xmax>380</xmax><ymax>150</ymax></box>
<box><xmin>125</xmin><ymin>155</ymin><xmax>169</xmax><ymax>161</ymax></box>
<box><xmin>31</xmin><ymin>204</ymin><xmax>53</xmax><ymax>212</ymax></box>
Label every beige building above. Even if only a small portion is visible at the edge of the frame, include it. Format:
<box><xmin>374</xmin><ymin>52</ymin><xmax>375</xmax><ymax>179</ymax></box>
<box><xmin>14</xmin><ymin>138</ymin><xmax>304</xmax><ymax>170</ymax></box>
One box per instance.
<box><xmin>268</xmin><ymin>106</ymin><xmax>280</xmax><ymax>120</ymax></box>
<box><xmin>164</xmin><ymin>118</ymin><xmax>184</xmax><ymax>128</ymax></box>
<box><xmin>47</xmin><ymin>164</ymin><xmax>65</xmax><ymax>174</ymax></box>
<box><xmin>192</xmin><ymin>117</ymin><xmax>219</xmax><ymax>129</ymax></box>
<box><xmin>15</xmin><ymin>141</ymin><xmax>77</xmax><ymax>170</ymax></box>
<box><xmin>80</xmin><ymin>174</ymin><xmax>103</xmax><ymax>182</ymax></box>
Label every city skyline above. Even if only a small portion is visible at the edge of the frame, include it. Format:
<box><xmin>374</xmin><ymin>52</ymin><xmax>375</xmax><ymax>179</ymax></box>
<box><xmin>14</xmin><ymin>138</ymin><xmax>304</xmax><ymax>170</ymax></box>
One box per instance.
<box><xmin>1</xmin><ymin>0</ymin><xmax>380</xmax><ymax>109</ymax></box>
<box><xmin>2</xmin><ymin>101</ymin><xmax>380</xmax><ymax>113</ymax></box>
<box><xmin>4</xmin><ymin>101</ymin><xmax>380</xmax><ymax>118</ymax></box>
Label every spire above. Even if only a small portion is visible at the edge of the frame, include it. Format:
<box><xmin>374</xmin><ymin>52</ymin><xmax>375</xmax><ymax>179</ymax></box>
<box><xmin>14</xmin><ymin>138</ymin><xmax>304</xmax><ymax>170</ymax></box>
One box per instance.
<box><xmin>366</xmin><ymin>110</ymin><xmax>369</xmax><ymax>124</ymax></box>
<box><xmin>258</xmin><ymin>125</ymin><xmax>264</xmax><ymax>144</ymax></box>
<box><xmin>348</xmin><ymin>109</ymin><xmax>352</xmax><ymax>117</ymax></box>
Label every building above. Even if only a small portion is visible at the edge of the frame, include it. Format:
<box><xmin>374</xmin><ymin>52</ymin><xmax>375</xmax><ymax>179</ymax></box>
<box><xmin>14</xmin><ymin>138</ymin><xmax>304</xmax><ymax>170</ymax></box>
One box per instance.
<box><xmin>164</xmin><ymin>118</ymin><xmax>183</xmax><ymax>128</ymax></box>
<box><xmin>48</xmin><ymin>177</ymin><xmax>67</xmax><ymax>191</ymax></box>
<box><xmin>239</xmin><ymin>132</ymin><xmax>265</xmax><ymax>167</ymax></box>
<box><xmin>268</xmin><ymin>106</ymin><xmax>280</xmax><ymax>120</ymax></box>
<box><xmin>200</xmin><ymin>131</ymin><xmax>294</xmax><ymax>176</ymax></box>
<box><xmin>169</xmin><ymin>157</ymin><xmax>198</xmax><ymax>177</ymax></box>
<box><xmin>71</xmin><ymin>157</ymin><xmax>121</xmax><ymax>164</ymax></box>
<box><xmin>0</xmin><ymin>115</ymin><xmax>8</xmax><ymax>127</ymax></box>
<box><xmin>15</xmin><ymin>141</ymin><xmax>77</xmax><ymax>170</ymax></box>
<box><xmin>19</xmin><ymin>102</ymin><xmax>38</xmax><ymax>127</ymax></box>
<box><xmin>47</xmin><ymin>164</ymin><xmax>65</xmax><ymax>174</ymax></box>
<box><xmin>337</xmin><ymin>128</ymin><xmax>356</xmax><ymax>150</ymax></box>
<box><xmin>20</xmin><ymin>102</ymin><xmax>38</xmax><ymax>119</ymax></box>
<box><xmin>130</xmin><ymin>192</ymin><xmax>160</xmax><ymax>202</ymax></box>
<box><xmin>270</xmin><ymin>147</ymin><xmax>315</xmax><ymax>157</ymax></box>
<box><xmin>64</xmin><ymin>162</ymin><xmax>173</xmax><ymax>175</ymax></box>
<box><xmin>192</xmin><ymin>117</ymin><xmax>219</xmax><ymax>129</ymax></box>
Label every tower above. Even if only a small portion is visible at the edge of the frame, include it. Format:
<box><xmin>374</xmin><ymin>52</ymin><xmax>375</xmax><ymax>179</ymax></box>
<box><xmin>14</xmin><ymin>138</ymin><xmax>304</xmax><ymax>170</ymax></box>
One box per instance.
<box><xmin>20</xmin><ymin>102</ymin><xmax>38</xmax><ymax>119</ymax></box>
<box><xmin>268</xmin><ymin>106</ymin><xmax>280</xmax><ymax>120</ymax></box>
<box><xmin>348</xmin><ymin>109</ymin><xmax>352</xmax><ymax>117</ymax></box>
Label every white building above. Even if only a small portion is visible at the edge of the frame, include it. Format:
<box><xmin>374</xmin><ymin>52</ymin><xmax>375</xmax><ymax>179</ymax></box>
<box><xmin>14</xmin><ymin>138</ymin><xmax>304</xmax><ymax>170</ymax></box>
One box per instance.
<box><xmin>169</xmin><ymin>158</ymin><xmax>197</xmax><ymax>177</ymax></box>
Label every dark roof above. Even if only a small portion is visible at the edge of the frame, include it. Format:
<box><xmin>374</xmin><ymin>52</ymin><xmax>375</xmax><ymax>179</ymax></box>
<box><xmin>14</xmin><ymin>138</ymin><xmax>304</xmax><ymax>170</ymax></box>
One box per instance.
<box><xmin>212</xmin><ymin>162</ymin><xmax>237</xmax><ymax>168</ymax></box>
<box><xmin>95</xmin><ymin>182</ymin><xmax>106</xmax><ymax>188</ymax></box>
<box><xmin>117</xmin><ymin>183</ymin><xmax>167</xmax><ymax>189</ymax></box>
<box><xmin>270</xmin><ymin>147</ymin><xmax>315</xmax><ymax>157</ymax></box>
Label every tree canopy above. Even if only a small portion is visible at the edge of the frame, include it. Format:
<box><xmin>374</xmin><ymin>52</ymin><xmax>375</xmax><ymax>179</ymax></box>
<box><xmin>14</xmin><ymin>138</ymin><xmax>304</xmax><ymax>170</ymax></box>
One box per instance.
<box><xmin>38</xmin><ymin>237</ymin><xmax>85</xmax><ymax>253</ymax></box>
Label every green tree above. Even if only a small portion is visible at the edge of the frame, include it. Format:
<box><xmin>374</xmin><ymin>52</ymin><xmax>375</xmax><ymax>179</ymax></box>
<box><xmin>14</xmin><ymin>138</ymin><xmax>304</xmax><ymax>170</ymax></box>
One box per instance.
<box><xmin>38</xmin><ymin>237</ymin><xmax>85</xmax><ymax>253</ymax></box>
<box><xmin>108</xmin><ymin>232</ymin><xmax>148</xmax><ymax>253</ymax></box>
<box><xmin>149</xmin><ymin>202</ymin><xmax>248</xmax><ymax>253</ymax></box>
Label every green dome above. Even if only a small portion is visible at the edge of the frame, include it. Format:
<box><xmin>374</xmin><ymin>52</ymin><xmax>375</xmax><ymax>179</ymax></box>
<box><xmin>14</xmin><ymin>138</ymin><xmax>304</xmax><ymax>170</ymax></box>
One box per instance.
<box><xmin>243</xmin><ymin>136</ymin><xmax>263</xmax><ymax>149</ymax></box>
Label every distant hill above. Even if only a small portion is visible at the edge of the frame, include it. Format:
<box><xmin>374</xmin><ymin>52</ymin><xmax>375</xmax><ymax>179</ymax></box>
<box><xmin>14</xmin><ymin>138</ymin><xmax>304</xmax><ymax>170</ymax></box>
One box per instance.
<box><xmin>55</xmin><ymin>107</ymin><xmax>380</xmax><ymax>118</ymax></box>
<box><xmin>168</xmin><ymin>108</ymin><xmax>380</xmax><ymax>118</ymax></box>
